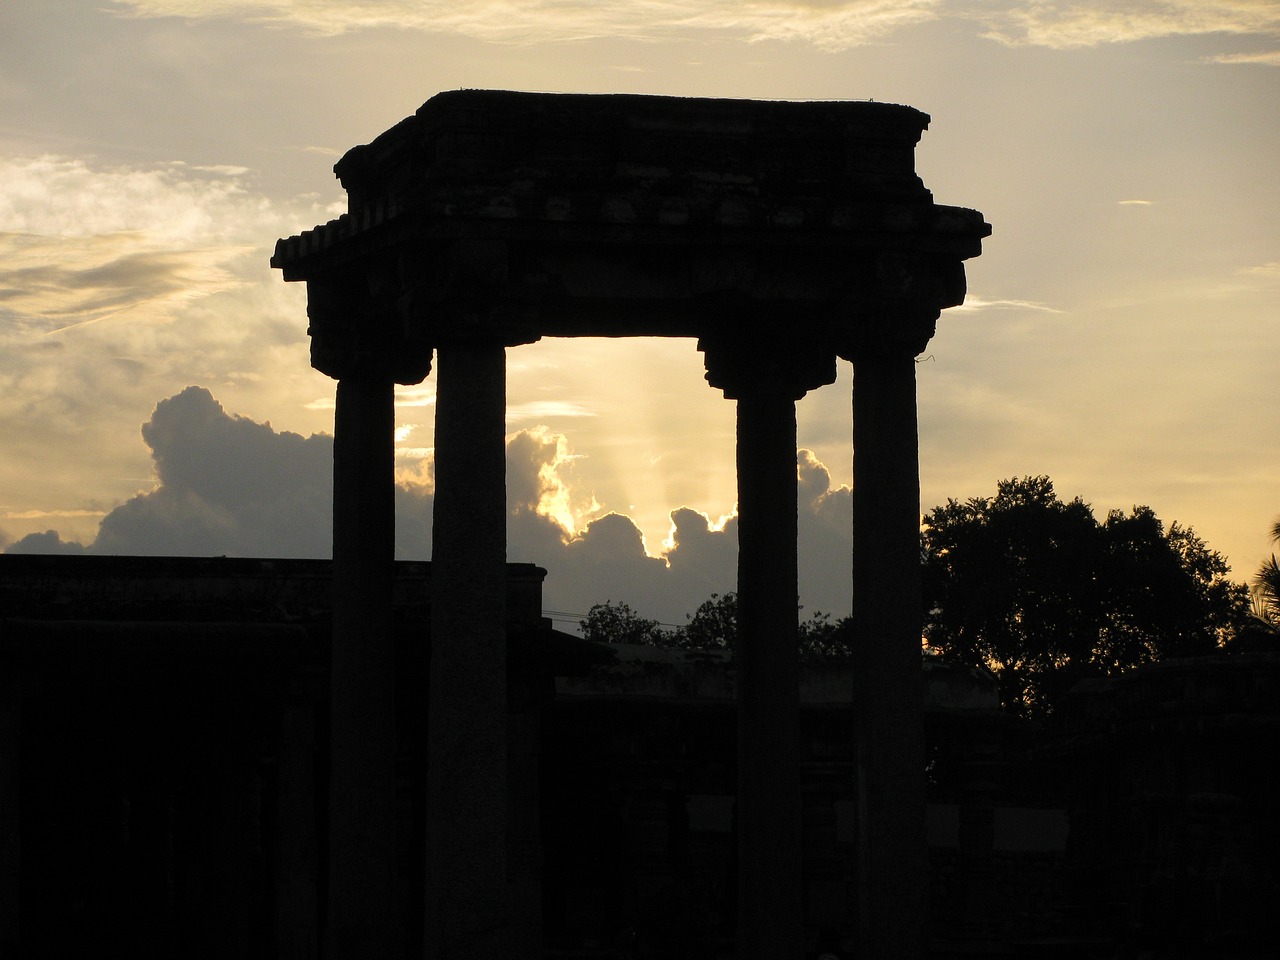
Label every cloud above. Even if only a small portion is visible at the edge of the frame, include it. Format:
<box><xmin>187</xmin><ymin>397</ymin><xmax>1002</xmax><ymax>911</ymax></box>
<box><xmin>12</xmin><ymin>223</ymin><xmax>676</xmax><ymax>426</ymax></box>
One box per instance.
<box><xmin>89</xmin><ymin>386</ymin><xmax>336</xmax><ymax>556</ymax></box>
<box><xmin>5</xmin><ymin>530</ymin><xmax>88</xmax><ymax>555</ymax></box>
<box><xmin>0</xmin><ymin>154</ymin><xmax>341</xmax><ymax>548</ymax></box>
<box><xmin>1204</xmin><ymin>49</ymin><xmax>1280</xmax><ymax>65</ymax></box>
<box><xmin>0</xmin><ymin>155</ymin><xmax>297</xmax><ymax>332</ymax></box>
<box><xmin>8</xmin><ymin>388</ymin><xmax>858</xmax><ymax>628</ymax></box>
<box><xmin>108</xmin><ymin>0</ymin><xmax>1280</xmax><ymax>53</ymax></box>
<box><xmin>0</xmin><ymin>235</ymin><xmax>248</xmax><ymax>332</ymax></box>
<box><xmin>506</xmin><ymin>426</ymin><xmax>602</xmax><ymax>538</ymax></box>
<box><xmin>0</xmin><ymin>155</ymin><xmax>265</xmax><ymax>241</ymax></box>
<box><xmin>1118</xmin><ymin>199</ymin><xmax>1154</xmax><ymax>205</ymax></box>
<box><xmin>979</xmin><ymin>1</ymin><xmax>1280</xmax><ymax>50</ymax></box>
<box><xmin>507</xmin><ymin>400</ymin><xmax>597</xmax><ymax>423</ymax></box>
<box><xmin>948</xmin><ymin>295</ymin><xmax>1064</xmax><ymax>314</ymax></box>
<box><xmin>110</xmin><ymin>0</ymin><xmax>943</xmax><ymax>50</ymax></box>
<box><xmin>1</xmin><ymin>509</ymin><xmax>106</xmax><ymax>521</ymax></box>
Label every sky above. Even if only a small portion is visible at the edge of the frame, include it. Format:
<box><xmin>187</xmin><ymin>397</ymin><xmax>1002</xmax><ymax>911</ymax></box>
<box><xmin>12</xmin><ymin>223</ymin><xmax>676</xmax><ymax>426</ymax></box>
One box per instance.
<box><xmin>1</xmin><ymin>0</ymin><xmax>1277</xmax><ymax>629</ymax></box>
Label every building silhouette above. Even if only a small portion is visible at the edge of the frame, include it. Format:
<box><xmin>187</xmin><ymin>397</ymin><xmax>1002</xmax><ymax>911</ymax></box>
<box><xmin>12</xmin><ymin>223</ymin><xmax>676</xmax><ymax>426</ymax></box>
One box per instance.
<box><xmin>3</xmin><ymin>91</ymin><xmax>1273</xmax><ymax>959</ymax></box>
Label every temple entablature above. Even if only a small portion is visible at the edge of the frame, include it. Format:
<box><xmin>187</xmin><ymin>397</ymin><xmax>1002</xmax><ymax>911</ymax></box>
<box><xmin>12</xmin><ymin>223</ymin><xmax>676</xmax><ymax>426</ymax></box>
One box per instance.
<box><xmin>273</xmin><ymin>90</ymin><xmax>988</xmax><ymax>364</ymax></box>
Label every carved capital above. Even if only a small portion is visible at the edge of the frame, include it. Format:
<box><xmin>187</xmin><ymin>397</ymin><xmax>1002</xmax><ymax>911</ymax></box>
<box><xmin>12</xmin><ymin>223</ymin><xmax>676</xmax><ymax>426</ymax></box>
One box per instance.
<box><xmin>834</xmin><ymin>251</ymin><xmax>966</xmax><ymax>362</ymax></box>
<box><xmin>306</xmin><ymin>266</ymin><xmax>432</xmax><ymax>384</ymax></box>
<box><xmin>699</xmin><ymin>332</ymin><xmax>836</xmax><ymax>402</ymax></box>
<box><xmin>395</xmin><ymin>239</ymin><xmax>543</xmax><ymax>350</ymax></box>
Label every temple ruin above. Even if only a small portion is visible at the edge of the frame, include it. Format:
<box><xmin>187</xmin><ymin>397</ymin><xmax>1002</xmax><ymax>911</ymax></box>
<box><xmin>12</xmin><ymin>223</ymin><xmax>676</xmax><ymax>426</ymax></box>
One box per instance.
<box><xmin>270</xmin><ymin>90</ymin><xmax>990</xmax><ymax>959</ymax></box>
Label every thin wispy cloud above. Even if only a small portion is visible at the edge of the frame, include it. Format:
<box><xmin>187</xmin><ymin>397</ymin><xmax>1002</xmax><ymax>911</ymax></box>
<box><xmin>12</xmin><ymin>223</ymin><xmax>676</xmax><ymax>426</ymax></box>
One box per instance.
<box><xmin>0</xmin><ymin>154</ymin><xmax>353</xmax><ymax>365</ymax></box>
<box><xmin>109</xmin><ymin>1</ymin><xmax>1280</xmax><ymax>53</ymax></box>
<box><xmin>1205</xmin><ymin>49</ymin><xmax>1280</xmax><ymax>65</ymax></box>
<box><xmin>0</xmin><ymin>235</ymin><xmax>249</xmax><ymax>331</ymax></box>
<box><xmin>980</xmin><ymin>1</ymin><xmax>1280</xmax><ymax>50</ymax></box>
<box><xmin>1118</xmin><ymin>199</ymin><xmax>1154</xmax><ymax>205</ymax></box>
<box><xmin>1238</xmin><ymin>261</ymin><xmax>1280</xmax><ymax>279</ymax></box>
<box><xmin>507</xmin><ymin>400</ymin><xmax>598</xmax><ymax>422</ymax></box>
<box><xmin>1</xmin><ymin>509</ymin><xmax>107</xmax><ymax>520</ymax></box>
<box><xmin>111</xmin><ymin>0</ymin><xmax>943</xmax><ymax>50</ymax></box>
<box><xmin>0</xmin><ymin>156</ymin><xmax>287</xmax><ymax>330</ymax></box>
<box><xmin>948</xmin><ymin>295</ymin><xmax>1064</xmax><ymax>314</ymax></box>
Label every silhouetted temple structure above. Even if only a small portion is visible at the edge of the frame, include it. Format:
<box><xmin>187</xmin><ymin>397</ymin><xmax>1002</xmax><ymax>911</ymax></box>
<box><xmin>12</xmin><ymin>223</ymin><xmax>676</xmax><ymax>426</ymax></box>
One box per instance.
<box><xmin>3</xmin><ymin>556</ymin><xmax>1276</xmax><ymax>958</ymax></box>
<box><xmin>2</xmin><ymin>90</ymin><xmax>1275</xmax><ymax>960</ymax></box>
<box><xmin>269</xmin><ymin>89</ymin><xmax>990</xmax><ymax>960</ymax></box>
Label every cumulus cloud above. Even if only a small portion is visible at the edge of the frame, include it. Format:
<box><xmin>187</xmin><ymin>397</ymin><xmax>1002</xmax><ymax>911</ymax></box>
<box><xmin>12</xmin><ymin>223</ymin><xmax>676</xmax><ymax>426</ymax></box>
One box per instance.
<box><xmin>7</xmin><ymin>388</ymin><xmax>857</xmax><ymax>628</ymax></box>
<box><xmin>88</xmin><ymin>386</ymin><xmax>335</xmax><ymax>556</ymax></box>
<box><xmin>111</xmin><ymin>0</ymin><xmax>943</xmax><ymax>50</ymax></box>
<box><xmin>501</xmin><ymin>426</ymin><xmax>854</xmax><ymax>623</ymax></box>
<box><xmin>6</xmin><ymin>530</ymin><xmax>89</xmax><ymax>555</ymax></box>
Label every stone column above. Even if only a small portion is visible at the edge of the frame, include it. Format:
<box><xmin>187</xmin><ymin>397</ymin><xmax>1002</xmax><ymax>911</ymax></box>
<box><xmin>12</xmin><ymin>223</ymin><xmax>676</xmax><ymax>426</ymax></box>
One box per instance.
<box><xmin>734</xmin><ymin>392</ymin><xmax>804</xmax><ymax>959</ymax></box>
<box><xmin>276</xmin><ymin>672</ymin><xmax>322</xmax><ymax>960</ymax></box>
<box><xmin>0</xmin><ymin>674</ymin><xmax>25</xmax><ymax>954</ymax></box>
<box><xmin>849</xmin><ymin>350</ymin><xmax>928</xmax><ymax>960</ymax></box>
<box><xmin>425</xmin><ymin>338</ymin><xmax>524</xmax><ymax>958</ymax></box>
<box><xmin>328</xmin><ymin>371</ymin><xmax>399</xmax><ymax>958</ymax></box>
<box><xmin>702</xmin><ymin>335</ymin><xmax>835</xmax><ymax>960</ymax></box>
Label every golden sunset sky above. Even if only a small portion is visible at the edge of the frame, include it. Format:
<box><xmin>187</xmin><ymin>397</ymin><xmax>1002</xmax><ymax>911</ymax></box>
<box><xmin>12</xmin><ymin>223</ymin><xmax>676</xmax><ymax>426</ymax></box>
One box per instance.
<box><xmin>2</xmin><ymin>1</ymin><xmax>1277</xmax><ymax>625</ymax></box>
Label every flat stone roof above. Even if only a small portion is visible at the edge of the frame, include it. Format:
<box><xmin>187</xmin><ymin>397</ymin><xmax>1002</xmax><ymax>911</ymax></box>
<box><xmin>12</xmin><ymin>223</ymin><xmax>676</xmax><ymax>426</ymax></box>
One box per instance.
<box><xmin>273</xmin><ymin>89</ymin><xmax>988</xmax><ymax>282</ymax></box>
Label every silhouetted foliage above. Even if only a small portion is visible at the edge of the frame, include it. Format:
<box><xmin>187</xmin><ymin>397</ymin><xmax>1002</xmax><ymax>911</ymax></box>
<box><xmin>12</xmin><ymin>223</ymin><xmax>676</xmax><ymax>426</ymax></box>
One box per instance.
<box><xmin>921</xmin><ymin>476</ymin><xmax>1249</xmax><ymax>719</ymax></box>
<box><xmin>682</xmin><ymin>592</ymin><xmax>739</xmax><ymax>650</ymax></box>
<box><xmin>1251</xmin><ymin>516</ymin><xmax>1280</xmax><ymax>626</ymax></box>
<box><xmin>579</xmin><ymin>600</ymin><xmax>669</xmax><ymax>646</ymax></box>
<box><xmin>797</xmin><ymin>611</ymin><xmax>856</xmax><ymax>663</ymax></box>
<box><xmin>1235</xmin><ymin>516</ymin><xmax>1280</xmax><ymax>651</ymax></box>
<box><xmin>580</xmin><ymin>592</ymin><xmax>853</xmax><ymax>661</ymax></box>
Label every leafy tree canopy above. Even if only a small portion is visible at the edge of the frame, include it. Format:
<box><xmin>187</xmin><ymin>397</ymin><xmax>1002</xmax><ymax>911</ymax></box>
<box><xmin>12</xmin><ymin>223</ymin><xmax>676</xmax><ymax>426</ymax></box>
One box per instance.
<box><xmin>1251</xmin><ymin>516</ymin><xmax>1280</xmax><ymax>626</ymax></box>
<box><xmin>921</xmin><ymin>476</ymin><xmax>1250</xmax><ymax>719</ymax></box>
<box><xmin>577</xmin><ymin>599</ymin><xmax>669</xmax><ymax>647</ymax></box>
<box><xmin>580</xmin><ymin>592</ymin><xmax>852</xmax><ymax>663</ymax></box>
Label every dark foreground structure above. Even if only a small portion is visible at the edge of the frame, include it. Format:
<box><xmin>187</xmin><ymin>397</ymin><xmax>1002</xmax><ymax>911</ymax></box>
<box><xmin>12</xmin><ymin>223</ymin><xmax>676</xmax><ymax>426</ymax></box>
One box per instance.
<box><xmin>2</xmin><ymin>555</ymin><xmax>1277</xmax><ymax>959</ymax></box>
<box><xmin>2</xmin><ymin>91</ymin><xmax>1275</xmax><ymax>960</ymax></box>
<box><xmin>270</xmin><ymin>89</ymin><xmax>989</xmax><ymax>960</ymax></box>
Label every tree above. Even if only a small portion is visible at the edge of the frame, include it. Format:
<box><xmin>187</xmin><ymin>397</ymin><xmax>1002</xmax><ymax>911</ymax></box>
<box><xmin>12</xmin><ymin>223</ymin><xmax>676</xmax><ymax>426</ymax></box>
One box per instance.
<box><xmin>921</xmin><ymin>476</ymin><xmax>1249</xmax><ymax>719</ymax></box>
<box><xmin>1251</xmin><ymin>516</ymin><xmax>1280</xmax><ymax>627</ymax></box>
<box><xmin>681</xmin><ymin>592</ymin><xmax>738</xmax><ymax>650</ymax></box>
<box><xmin>579</xmin><ymin>600</ymin><xmax>672</xmax><ymax>646</ymax></box>
<box><xmin>580</xmin><ymin>592</ymin><xmax>853</xmax><ymax>661</ymax></box>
